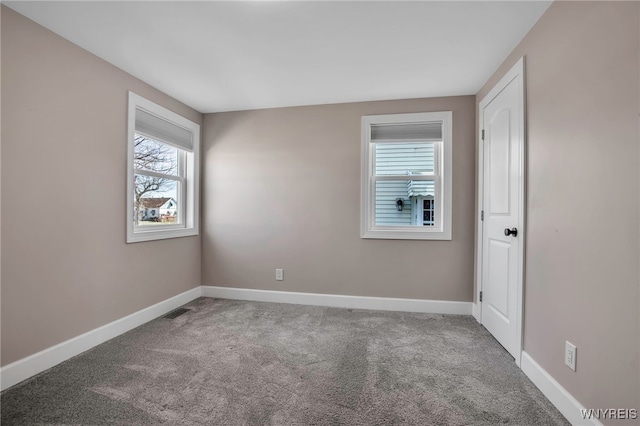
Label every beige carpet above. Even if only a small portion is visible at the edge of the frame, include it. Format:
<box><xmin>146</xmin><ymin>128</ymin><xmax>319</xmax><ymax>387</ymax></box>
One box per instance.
<box><xmin>1</xmin><ymin>297</ymin><xmax>568</xmax><ymax>425</ymax></box>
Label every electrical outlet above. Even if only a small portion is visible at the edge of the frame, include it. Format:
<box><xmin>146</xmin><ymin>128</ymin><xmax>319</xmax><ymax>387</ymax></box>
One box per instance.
<box><xmin>565</xmin><ymin>341</ymin><xmax>576</xmax><ymax>371</ymax></box>
<box><xmin>275</xmin><ymin>268</ymin><xmax>284</xmax><ymax>281</ymax></box>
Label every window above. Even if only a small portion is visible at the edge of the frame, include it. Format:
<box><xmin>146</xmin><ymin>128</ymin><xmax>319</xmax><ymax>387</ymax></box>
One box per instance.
<box><xmin>361</xmin><ymin>111</ymin><xmax>452</xmax><ymax>240</ymax></box>
<box><xmin>127</xmin><ymin>92</ymin><xmax>200</xmax><ymax>243</ymax></box>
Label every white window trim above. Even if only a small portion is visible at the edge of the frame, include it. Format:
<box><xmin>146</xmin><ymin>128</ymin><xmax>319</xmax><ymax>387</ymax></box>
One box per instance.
<box><xmin>126</xmin><ymin>92</ymin><xmax>200</xmax><ymax>243</ymax></box>
<box><xmin>360</xmin><ymin>111</ymin><xmax>452</xmax><ymax>240</ymax></box>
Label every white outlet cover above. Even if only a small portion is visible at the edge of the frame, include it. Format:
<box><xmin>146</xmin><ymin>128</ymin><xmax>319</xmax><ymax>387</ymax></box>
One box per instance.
<box><xmin>565</xmin><ymin>341</ymin><xmax>576</xmax><ymax>371</ymax></box>
<box><xmin>276</xmin><ymin>269</ymin><xmax>284</xmax><ymax>281</ymax></box>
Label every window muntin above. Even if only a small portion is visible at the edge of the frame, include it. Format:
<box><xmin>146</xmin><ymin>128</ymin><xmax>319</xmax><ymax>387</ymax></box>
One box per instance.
<box><xmin>127</xmin><ymin>92</ymin><xmax>199</xmax><ymax>243</ymax></box>
<box><xmin>361</xmin><ymin>111</ymin><xmax>452</xmax><ymax>240</ymax></box>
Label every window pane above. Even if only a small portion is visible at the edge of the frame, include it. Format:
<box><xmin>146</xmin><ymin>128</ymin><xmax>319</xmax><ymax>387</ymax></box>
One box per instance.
<box><xmin>374</xmin><ymin>142</ymin><xmax>435</xmax><ymax>176</ymax></box>
<box><xmin>134</xmin><ymin>175</ymin><xmax>180</xmax><ymax>226</ymax></box>
<box><xmin>407</xmin><ymin>179</ymin><xmax>435</xmax><ymax>198</ymax></box>
<box><xmin>375</xmin><ymin>180</ymin><xmax>436</xmax><ymax>227</ymax></box>
<box><xmin>134</xmin><ymin>134</ymin><xmax>179</xmax><ymax>176</ymax></box>
<box><xmin>375</xmin><ymin>181</ymin><xmax>411</xmax><ymax>226</ymax></box>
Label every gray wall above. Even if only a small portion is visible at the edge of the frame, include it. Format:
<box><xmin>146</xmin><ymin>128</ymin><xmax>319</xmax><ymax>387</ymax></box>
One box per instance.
<box><xmin>1</xmin><ymin>7</ymin><xmax>203</xmax><ymax>365</ymax></box>
<box><xmin>202</xmin><ymin>96</ymin><xmax>475</xmax><ymax>301</ymax></box>
<box><xmin>476</xmin><ymin>1</ymin><xmax>639</xmax><ymax>414</ymax></box>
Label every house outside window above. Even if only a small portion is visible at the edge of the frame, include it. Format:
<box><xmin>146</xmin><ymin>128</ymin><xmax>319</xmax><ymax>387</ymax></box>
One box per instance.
<box><xmin>127</xmin><ymin>92</ymin><xmax>200</xmax><ymax>243</ymax></box>
<box><xmin>413</xmin><ymin>197</ymin><xmax>435</xmax><ymax>226</ymax></box>
<box><xmin>138</xmin><ymin>197</ymin><xmax>178</xmax><ymax>222</ymax></box>
<box><xmin>360</xmin><ymin>111</ymin><xmax>452</xmax><ymax>240</ymax></box>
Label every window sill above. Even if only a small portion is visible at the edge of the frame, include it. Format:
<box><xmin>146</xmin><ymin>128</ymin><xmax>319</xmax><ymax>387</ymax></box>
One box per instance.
<box><xmin>126</xmin><ymin>227</ymin><xmax>198</xmax><ymax>243</ymax></box>
<box><xmin>361</xmin><ymin>228</ymin><xmax>452</xmax><ymax>241</ymax></box>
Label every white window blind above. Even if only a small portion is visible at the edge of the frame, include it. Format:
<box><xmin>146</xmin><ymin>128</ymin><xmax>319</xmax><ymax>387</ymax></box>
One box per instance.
<box><xmin>370</xmin><ymin>121</ymin><xmax>442</xmax><ymax>142</ymax></box>
<box><xmin>135</xmin><ymin>108</ymin><xmax>193</xmax><ymax>152</ymax></box>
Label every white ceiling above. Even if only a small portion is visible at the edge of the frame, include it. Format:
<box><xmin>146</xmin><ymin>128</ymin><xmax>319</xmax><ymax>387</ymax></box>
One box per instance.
<box><xmin>5</xmin><ymin>1</ymin><xmax>551</xmax><ymax>113</ymax></box>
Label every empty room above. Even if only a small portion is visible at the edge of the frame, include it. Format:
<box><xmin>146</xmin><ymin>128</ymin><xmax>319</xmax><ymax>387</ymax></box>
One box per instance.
<box><xmin>1</xmin><ymin>1</ymin><xmax>638</xmax><ymax>425</ymax></box>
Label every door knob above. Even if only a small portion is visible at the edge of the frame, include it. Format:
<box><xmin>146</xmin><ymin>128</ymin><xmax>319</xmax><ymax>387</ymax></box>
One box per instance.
<box><xmin>504</xmin><ymin>227</ymin><xmax>518</xmax><ymax>237</ymax></box>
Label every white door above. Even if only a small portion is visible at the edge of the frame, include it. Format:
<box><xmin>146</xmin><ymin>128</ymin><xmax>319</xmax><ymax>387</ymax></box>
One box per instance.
<box><xmin>478</xmin><ymin>58</ymin><xmax>525</xmax><ymax>361</ymax></box>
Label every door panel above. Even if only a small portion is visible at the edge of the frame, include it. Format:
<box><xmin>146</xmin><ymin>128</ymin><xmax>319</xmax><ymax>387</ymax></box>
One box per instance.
<box><xmin>489</xmin><ymin>110</ymin><xmax>511</xmax><ymax>215</ymax></box>
<box><xmin>481</xmin><ymin>70</ymin><xmax>523</xmax><ymax>360</ymax></box>
<box><xmin>487</xmin><ymin>238</ymin><xmax>510</xmax><ymax>319</ymax></box>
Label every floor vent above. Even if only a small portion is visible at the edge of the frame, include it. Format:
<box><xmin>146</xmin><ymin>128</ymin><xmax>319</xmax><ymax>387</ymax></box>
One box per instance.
<box><xmin>163</xmin><ymin>308</ymin><xmax>190</xmax><ymax>319</ymax></box>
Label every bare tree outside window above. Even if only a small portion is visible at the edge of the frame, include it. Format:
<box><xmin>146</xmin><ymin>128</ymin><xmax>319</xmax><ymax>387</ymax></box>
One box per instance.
<box><xmin>133</xmin><ymin>135</ymin><xmax>178</xmax><ymax>224</ymax></box>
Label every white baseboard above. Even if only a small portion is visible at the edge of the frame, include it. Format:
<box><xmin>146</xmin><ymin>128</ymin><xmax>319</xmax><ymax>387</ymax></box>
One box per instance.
<box><xmin>471</xmin><ymin>302</ymin><xmax>480</xmax><ymax>322</ymax></box>
<box><xmin>0</xmin><ymin>286</ymin><xmax>202</xmax><ymax>391</ymax></box>
<box><xmin>521</xmin><ymin>352</ymin><xmax>602</xmax><ymax>426</ymax></box>
<box><xmin>201</xmin><ymin>286</ymin><xmax>472</xmax><ymax>315</ymax></box>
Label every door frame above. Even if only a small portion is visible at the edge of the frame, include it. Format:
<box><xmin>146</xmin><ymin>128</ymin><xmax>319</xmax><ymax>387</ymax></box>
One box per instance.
<box><xmin>475</xmin><ymin>56</ymin><xmax>526</xmax><ymax>366</ymax></box>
